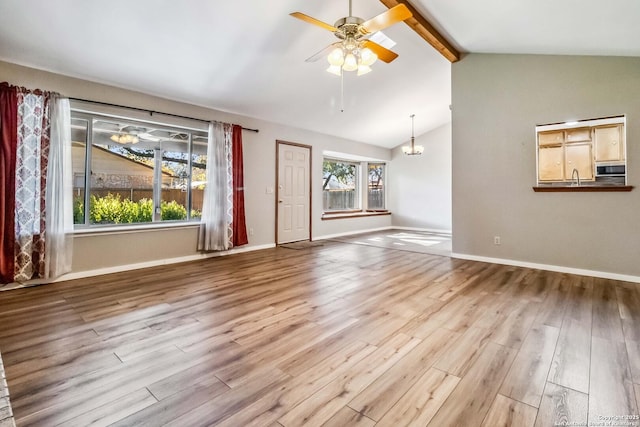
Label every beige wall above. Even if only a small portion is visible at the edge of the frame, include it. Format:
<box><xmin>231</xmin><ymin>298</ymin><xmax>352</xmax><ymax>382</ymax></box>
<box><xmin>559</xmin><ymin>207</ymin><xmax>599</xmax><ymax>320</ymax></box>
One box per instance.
<box><xmin>0</xmin><ymin>60</ymin><xmax>392</xmax><ymax>276</ymax></box>
<box><xmin>389</xmin><ymin>122</ymin><xmax>452</xmax><ymax>231</ymax></box>
<box><xmin>452</xmin><ymin>54</ymin><xmax>640</xmax><ymax>277</ymax></box>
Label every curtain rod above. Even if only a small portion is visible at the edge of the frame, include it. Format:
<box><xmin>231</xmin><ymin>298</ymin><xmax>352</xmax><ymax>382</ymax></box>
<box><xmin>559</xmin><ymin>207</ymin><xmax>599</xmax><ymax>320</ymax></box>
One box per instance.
<box><xmin>68</xmin><ymin>97</ymin><xmax>259</xmax><ymax>133</ymax></box>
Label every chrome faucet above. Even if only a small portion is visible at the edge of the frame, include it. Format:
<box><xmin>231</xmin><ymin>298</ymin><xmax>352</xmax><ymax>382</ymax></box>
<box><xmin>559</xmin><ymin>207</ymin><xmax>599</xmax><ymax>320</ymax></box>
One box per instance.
<box><xmin>571</xmin><ymin>168</ymin><xmax>580</xmax><ymax>186</ymax></box>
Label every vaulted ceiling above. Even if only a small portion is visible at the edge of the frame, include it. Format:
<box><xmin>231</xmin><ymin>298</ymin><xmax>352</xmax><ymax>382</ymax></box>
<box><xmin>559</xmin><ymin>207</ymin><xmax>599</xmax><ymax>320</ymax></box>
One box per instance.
<box><xmin>0</xmin><ymin>0</ymin><xmax>638</xmax><ymax>148</ymax></box>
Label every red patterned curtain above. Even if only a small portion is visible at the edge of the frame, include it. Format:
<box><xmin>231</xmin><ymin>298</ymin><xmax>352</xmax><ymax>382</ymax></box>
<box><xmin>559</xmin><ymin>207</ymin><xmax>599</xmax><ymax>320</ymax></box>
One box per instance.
<box><xmin>0</xmin><ymin>83</ymin><xmax>54</xmax><ymax>285</ymax></box>
<box><xmin>0</xmin><ymin>84</ymin><xmax>18</xmax><ymax>283</ymax></box>
<box><xmin>231</xmin><ymin>125</ymin><xmax>248</xmax><ymax>247</ymax></box>
<box><xmin>14</xmin><ymin>89</ymin><xmax>51</xmax><ymax>282</ymax></box>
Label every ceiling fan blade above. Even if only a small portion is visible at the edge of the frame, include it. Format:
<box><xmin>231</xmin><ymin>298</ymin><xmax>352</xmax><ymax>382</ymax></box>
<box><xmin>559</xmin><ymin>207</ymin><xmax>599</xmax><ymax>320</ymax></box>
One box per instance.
<box><xmin>290</xmin><ymin>12</ymin><xmax>337</xmax><ymax>32</ymax></box>
<box><xmin>362</xmin><ymin>40</ymin><xmax>399</xmax><ymax>63</ymax></box>
<box><xmin>359</xmin><ymin>4</ymin><xmax>412</xmax><ymax>35</ymax></box>
<box><xmin>305</xmin><ymin>42</ymin><xmax>341</xmax><ymax>63</ymax></box>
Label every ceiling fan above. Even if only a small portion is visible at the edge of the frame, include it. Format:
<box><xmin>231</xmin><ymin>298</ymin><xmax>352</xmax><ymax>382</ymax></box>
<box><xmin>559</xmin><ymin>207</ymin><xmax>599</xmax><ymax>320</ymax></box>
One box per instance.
<box><xmin>290</xmin><ymin>0</ymin><xmax>412</xmax><ymax>76</ymax></box>
<box><xmin>109</xmin><ymin>125</ymin><xmax>160</xmax><ymax>145</ymax></box>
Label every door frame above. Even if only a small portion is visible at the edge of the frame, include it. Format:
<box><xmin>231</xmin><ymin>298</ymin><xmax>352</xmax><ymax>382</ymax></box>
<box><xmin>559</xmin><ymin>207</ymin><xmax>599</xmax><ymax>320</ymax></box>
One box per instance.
<box><xmin>275</xmin><ymin>140</ymin><xmax>313</xmax><ymax>245</ymax></box>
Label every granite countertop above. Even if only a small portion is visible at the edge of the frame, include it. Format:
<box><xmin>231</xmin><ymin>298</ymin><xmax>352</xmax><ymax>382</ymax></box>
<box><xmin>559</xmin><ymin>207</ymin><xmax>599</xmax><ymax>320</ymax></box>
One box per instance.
<box><xmin>0</xmin><ymin>352</ymin><xmax>15</xmax><ymax>427</ymax></box>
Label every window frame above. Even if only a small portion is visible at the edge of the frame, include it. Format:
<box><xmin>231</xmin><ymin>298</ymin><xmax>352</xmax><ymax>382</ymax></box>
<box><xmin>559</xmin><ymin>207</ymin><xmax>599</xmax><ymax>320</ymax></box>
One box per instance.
<box><xmin>322</xmin><ymin>158</ymin><xmax>361</xmax><ymax>213</ymax></box>
<box><xmin>321</xmin><ymin>157</ymin><xmax>389</xmax><ymax>218</ymax></box>
<box><xmin>366</xmin><ymin>162</ymin><xmax>386</xmax><ymax>212</ymax></box>
<box><xmin>70</xmin><ymin>108</ymin><xmax>208</xmax><ymax>230</ymax></box>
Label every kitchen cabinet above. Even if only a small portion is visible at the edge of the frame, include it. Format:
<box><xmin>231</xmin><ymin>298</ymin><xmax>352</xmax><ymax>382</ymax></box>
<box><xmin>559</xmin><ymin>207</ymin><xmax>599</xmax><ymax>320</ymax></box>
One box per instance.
<box><xmin>565</xmin><ymin>128</ymin><xmax>591</xmax><ymax>143</ymax></box>
<box><xmin>538</xmin><ymin>146</ymin><xmax>564</xmax><ymax>181</ymax></box>
<box><xmin>594</xmin><ymin>125</ymin><xmax>624</xmax><ymax>162</ymax></box>
<box><xmin>538</xmin><ymin>134</ymin><xmax>595</xmax><ymax>182</ymax></box>
<box><xmin>536</xmin><ymin>116</ymin><xmax>626</xmax><ymax>188</ymax></box>
<box><xmin>538</xmin><ymin>131</ymin><xmax>563</xmax><ymax>146</ymax></box>
<box><xmin>564</xmin><ymin>143</ymin><xmax>594</xmax><ymax>180</ymax></box>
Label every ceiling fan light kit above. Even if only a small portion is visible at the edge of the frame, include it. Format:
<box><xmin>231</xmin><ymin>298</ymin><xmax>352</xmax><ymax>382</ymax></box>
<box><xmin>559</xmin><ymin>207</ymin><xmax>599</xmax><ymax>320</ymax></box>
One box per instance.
<box><xmin>291</xmin><ymin>0</ymin><xmax>412</xmax><ymax>77</ymax></box>
<box><xmin>327</xmin><ymin>45</ymin><xmax>377</xmax><ymax>76</ymax></box>
<box><xmin>109</xmin><ymin>126</ymin><xmax>161</xmax><ymax>145</ymax></box>
<box><xmin>110</xmin><ymin>133</ymin><xmax>139</xmax><ymax>145</ymax></box>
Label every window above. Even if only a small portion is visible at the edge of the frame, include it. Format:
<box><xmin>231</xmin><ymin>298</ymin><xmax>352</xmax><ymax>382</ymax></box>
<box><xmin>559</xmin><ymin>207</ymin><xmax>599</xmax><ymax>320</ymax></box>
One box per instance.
<box><xmin>535</xmin><ymin>115</ymin><xmax>626</xmax><ymax>188</ymax></box>
<box><xmin>368</xmin><ymin>163</ymin><xmax>385</xmax><ymax>210</ymax></box>
<box><xmin>322</xmin><ymin>159</ymin><xmax>359</xmax><ymax>211</ymax></box>
<box><xmin>321</xmin><ymin>158</ymin><xmax>388</xmax><ymax>214</ymax></box>
<box><xmin>71</xmin><ymin>110</ymin><xmax>208</xmax><ymax>227</ymax></box>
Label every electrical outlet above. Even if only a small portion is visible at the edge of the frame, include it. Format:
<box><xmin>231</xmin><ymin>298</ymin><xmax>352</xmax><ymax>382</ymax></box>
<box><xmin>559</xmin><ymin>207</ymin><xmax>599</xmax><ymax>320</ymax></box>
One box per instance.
<box><xmin>494</xmin><ymin>236</ymin><xmax>501</xmax><ymax>245</ymax></box>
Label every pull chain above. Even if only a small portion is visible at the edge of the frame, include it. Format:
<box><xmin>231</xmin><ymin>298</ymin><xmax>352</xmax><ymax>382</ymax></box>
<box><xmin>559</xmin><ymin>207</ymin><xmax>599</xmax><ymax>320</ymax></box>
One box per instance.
<box><xmin>340</xmin><ymin>71</ymin><xmax>345</xmax><ymax>113</ymax></box>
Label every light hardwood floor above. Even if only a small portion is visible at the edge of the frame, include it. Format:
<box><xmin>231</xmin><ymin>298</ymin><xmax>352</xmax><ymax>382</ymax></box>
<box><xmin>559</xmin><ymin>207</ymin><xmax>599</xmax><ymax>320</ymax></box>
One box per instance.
<box><xmin>0</xmin><ymin>240</ymin><xmax>638</xmax><ymax>426</ymax></box>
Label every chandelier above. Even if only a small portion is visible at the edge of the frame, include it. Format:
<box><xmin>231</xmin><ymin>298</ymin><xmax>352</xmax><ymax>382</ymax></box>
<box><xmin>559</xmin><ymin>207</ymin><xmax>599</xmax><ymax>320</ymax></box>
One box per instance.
<box><xmin>402</xmin><ymin>114</ymin><xmax>424</xmax><ymax>155</ymax></box>
<box><xmin>326</xmin><ymin>35</ymin><xmax>378</xmax><ymax>76</ymax></box>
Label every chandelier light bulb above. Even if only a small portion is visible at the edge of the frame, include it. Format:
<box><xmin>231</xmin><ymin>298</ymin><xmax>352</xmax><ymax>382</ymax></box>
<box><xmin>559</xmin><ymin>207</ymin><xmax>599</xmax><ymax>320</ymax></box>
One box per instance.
<box><xmin>357</xmin><ymin>64</ymin><xmax>372</xmax><ymax>76</ymax></box>
<box><xmin>326</xmin><ymin>65</ymin><xmax>343</xmax><ymax>76</ymax></box>
<box><xmin>342</xmin><ymin>53</ymin><xmax>358</xmax><ymax>71</ymax></box>
<box><xmin>360</xmin><ymin>48</ymin><xmax>378</xmax><ymax>66</ymax></box>
<box><xmin>343</xmin><ymin>36</ymin><xmax>357</xmax><ymax>51</ymax></box>
<box><xmin>327</xmin><ymin>47</ymin><xmax>345</xmax><ymax>66</ymax></box>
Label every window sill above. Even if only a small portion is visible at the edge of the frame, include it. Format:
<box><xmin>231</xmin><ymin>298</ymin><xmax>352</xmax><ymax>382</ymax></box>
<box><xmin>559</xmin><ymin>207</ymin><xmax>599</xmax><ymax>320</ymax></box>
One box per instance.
<box><xmin>321</xmin><ymin>211</ymin><xmax>391</xmax><ymax>220</ymax></box>
<box><xmin>73</xmin><ymin>221</ymin><xmax>200</xmax><ymax>237</ymax></box>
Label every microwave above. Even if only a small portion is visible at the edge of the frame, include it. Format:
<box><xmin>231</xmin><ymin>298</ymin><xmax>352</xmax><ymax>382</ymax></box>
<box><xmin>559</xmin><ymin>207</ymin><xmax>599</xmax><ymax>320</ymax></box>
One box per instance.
<box><xmin>596</xmin><ymin>164</ymin><xmax>625</xmax><ymax>177</ymax></box>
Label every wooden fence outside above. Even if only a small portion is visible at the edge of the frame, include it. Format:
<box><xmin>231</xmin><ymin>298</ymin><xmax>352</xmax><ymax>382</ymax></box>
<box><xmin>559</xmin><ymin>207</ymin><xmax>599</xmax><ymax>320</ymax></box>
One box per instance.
<box><xmin>323</xmin><ymin>189</ymin><xmax>385</xmax><ymax>210</ymax></box>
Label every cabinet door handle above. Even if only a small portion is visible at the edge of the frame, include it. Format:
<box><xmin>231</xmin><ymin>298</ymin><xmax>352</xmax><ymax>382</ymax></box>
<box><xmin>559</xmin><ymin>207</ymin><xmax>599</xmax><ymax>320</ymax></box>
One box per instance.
<box><xmin>613</xmin><ymin>140</ymin><xmax>618</xmax><ymax>145</ymax></box>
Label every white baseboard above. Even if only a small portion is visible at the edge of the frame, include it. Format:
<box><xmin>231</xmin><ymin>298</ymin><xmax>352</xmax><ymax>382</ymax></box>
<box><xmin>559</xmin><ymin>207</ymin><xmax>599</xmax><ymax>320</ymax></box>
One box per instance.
<box><xmin>54</xmin><ymin>243</ymin><xmax>276</xmax><ymax>283</ymax></box>
<box><xmin>451</xmin><ymin>252</ymin><xmax>640</xmax><ymax>284</ymax></box>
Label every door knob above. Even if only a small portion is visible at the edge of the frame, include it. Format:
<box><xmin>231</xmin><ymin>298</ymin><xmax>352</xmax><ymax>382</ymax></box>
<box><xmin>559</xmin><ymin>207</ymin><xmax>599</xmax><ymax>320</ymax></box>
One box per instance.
<box><xmin>278</xmin><ymin>199</ymin><xmax>283</xmax><ymax>203</ymax></box>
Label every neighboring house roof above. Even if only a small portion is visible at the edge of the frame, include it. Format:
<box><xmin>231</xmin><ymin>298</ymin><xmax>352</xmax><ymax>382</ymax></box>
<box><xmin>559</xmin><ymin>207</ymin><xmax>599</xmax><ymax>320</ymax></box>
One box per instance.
<box><xmin>72</xmin><ymin>142</ymin><xmax>175</xmax><ymax>178</ymax></box>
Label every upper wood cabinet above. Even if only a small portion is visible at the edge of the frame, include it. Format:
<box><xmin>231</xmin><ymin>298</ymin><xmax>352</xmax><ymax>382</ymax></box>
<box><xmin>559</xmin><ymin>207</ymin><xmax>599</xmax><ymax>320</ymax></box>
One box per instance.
<box><xmin>538</xmin><ymin>131</ymin><xmax>564</xmax><ymax>146</ymax></box>
<box><xmin>565</xmin><ymin>128</ymin><xmax>591</xmax><ymax>143</ymax></box>
<box><xmin>594</xmin><ymin>125</ymin><xmax>624</xmax><ymax>162</ymax></box>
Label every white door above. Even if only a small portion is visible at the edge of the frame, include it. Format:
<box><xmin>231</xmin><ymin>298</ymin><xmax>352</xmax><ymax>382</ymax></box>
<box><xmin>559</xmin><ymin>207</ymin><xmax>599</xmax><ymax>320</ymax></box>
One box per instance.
<box><xmin>277</xmin><ymin>143</ymin><xmax>310</xmax><ymax>244</ymax></box>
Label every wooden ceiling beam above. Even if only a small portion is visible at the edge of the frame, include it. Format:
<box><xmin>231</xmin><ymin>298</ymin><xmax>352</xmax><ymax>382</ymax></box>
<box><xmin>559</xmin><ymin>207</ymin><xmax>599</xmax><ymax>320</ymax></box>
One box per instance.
<box><xmin>379</xmin><ymin>0</ymin><xmax>460</xmax><ymax>62</ymax></box>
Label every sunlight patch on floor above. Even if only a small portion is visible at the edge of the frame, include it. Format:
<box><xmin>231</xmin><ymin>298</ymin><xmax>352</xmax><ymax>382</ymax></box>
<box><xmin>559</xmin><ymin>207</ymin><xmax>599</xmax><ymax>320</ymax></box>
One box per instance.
<box><xmin>384</xmin><ymin>232</ymin><xmax>450</xmax><ymax>247</ymax></box>
<box><xmin>332</xmin><ymin>229</ymin><xmax>452</xmax><ymax>257</ymax></box>
<box><xmin>400</xmin><ymin>239</ymin><xmax>441</xmax><ymax>247</ymax></box>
